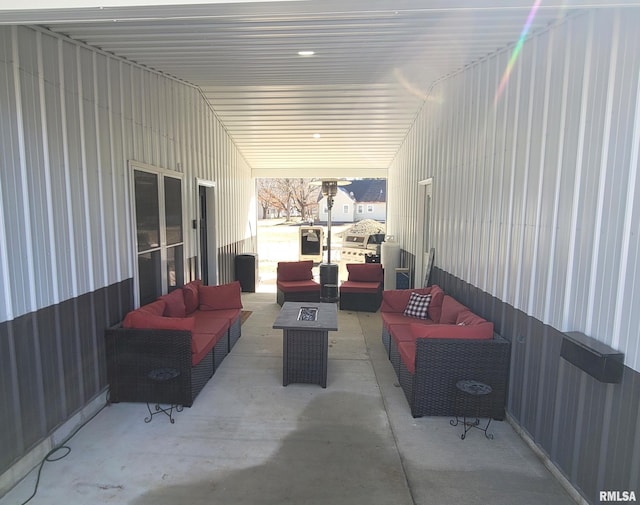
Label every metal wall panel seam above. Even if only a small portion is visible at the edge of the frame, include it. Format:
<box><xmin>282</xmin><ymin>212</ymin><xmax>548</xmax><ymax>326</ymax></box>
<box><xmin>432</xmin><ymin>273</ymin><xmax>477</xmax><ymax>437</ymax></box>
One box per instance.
<box><xmin>493</xmin><ymin>52</ymin><xmax>509</xmax><ymax>296</ymax></box>
<box><xmin>119</xmin><ymin>61</ymin><xmax>133</xmax><ymax>279</ymax></box>
<box><xmin>58</xmin><ymin>39</ymin><xmax>78</xmax><ymax>298</ymax></box>
<box><xmin>76</xmin><ymin>45</ymin><xmax>95</xmax><ymax>293</ymax></box>
<box><xmin>528</xmin><ymin>30</ymin><xmax>554</xmax><ymax>318</ymax></box>
<box><xmin>514</xmin><ymin>38</ymin><xmax>537</xmax><ymax>311</ymax></box>
<box><xmin>570</xmin><ymin>374</ymin><xmax>588</xmax><ymax>483</ymax></box>
<box><xmin>563</xmin><ymin>11</ymin><xmax>595</xmax><ymax>331</ymax></box>
<box><xmin>586</xmin><ymin>12</ymin><xmax>620</xmax><ymax>336</ymax></box>
<box><xmin>611</xmin><ymin>61</ymin><xmax>640</xmax><ymax>352</ymax></box>
<box><xmin>11</xmin><ymin>26</ymin><xmax>37</xmax><ymax>314</ymax></box>
<box><xmin>36</xmin><ymin>31</ymin><xmax>60</xmax><ymax>305</ymax></box>
<box><xmin>93</xmin><ymin>52</ymin><xmax>109</xmax><ymax>289</ymax></box>
<box><xmin>107</xmin><ymin>55</ymin><xmax>121</xmax><ymax>282</ymax></box>
<box><xmin>0</xmin><ymin>155</ymin><xmax>14</xmax><ymax>322</ymax></box>
<box><xmin>501</xmin><ymin>49</ymin><xmax>523</xmax><ymax>305</ymax></box>
<box><xmin>545</xmin><ymin>21</ymin><xmax>573</xmax><ymax>325</ymax></box>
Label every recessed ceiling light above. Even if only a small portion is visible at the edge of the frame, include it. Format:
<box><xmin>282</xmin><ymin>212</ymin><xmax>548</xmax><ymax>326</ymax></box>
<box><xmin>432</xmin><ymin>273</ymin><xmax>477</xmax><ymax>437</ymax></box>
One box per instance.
<box><xmin>298</xmin><ymin>50</ymin><xmax>315</xmax><ymax>57</ymax></box>
<box><xmin>313</xmin><ymin>133</ymin><xmax>321</xmax><ymax>139</ymax></box>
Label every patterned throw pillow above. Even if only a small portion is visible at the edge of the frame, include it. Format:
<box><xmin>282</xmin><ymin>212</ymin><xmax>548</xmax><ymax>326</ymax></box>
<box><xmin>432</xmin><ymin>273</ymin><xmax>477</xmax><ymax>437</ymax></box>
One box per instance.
<box><xmin>403</xmin><ymin>292</ymin><xmax>432</xmax><ymax>320</ymax></box>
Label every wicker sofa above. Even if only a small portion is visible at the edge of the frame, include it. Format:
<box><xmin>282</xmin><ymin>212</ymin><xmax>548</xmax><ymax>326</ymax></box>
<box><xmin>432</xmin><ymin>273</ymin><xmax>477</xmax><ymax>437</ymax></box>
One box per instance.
<box><xmin>105</xmin><ymin>280</ymin><xmax>242</xmax><ymax>408</ymax></box>
<box><xmin>381</xmin><ymin>286</ymin><xmax>511</xmax><ymax>418</ymax></box>
<box><xmin>276</xmin><ymin>260</ymin><xmax>321</xmax><ymax>306</ymax></box>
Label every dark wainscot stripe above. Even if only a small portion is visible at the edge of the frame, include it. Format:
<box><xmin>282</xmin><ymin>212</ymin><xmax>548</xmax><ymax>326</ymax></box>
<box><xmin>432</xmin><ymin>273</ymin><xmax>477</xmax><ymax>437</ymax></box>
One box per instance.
<box><xmin>0</xmin><ymin>279</ymin><xmax>132</xmax><ymax>478</ymax></box>
<box><xmin>430</xmin><ymin>266</ymin><xmax>640</xmax><ymax>505</ymax></box>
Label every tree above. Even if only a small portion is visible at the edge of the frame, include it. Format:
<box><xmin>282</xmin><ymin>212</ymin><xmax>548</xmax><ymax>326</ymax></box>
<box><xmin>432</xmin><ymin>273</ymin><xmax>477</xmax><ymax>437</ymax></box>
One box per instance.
<box><xmin>256</xmin><ymin>178</ymin><xmax>320</xmax><ymax>221</ymax></box>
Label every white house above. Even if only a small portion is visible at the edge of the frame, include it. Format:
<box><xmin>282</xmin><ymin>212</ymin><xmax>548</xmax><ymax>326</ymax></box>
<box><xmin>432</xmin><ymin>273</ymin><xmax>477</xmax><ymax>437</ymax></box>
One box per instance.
<box><xmin>317</xmin><ymin>179</ymin><xmax>386</xmax><ymax>223</ymax></box>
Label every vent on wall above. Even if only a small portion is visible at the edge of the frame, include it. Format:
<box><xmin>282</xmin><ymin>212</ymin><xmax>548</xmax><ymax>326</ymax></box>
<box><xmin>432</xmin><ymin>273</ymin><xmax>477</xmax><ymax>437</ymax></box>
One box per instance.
<box><xmin>560</xmin><ymin>332</ymin><xmax>624</xmax><ymax>383</ymax></box>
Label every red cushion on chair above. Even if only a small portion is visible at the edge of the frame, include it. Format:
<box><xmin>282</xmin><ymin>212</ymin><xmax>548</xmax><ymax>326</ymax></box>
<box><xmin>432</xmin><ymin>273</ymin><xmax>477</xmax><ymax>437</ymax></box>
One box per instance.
<box><xmin>138</xmin><ymin>299</ymin><xmax>166</xmax><ymax>316</ymax></box>
<box><xmin>160</xmin><ymin>289</ymin><xmax>187</xmax><ymax>318</ymax></box>
<box><xmin>182</xmin><ymin>280</ymin><xmax>202</xmax><ymax>314</ymax></box>
<box><xmin>340</xmin><ymin>280</ymin><xmax>381</xmax><ymax>294</ymax></box>
<box><xmin>346</xmin><ymin>263</ymin><xmax>384</xmax><ymax>282</ymax></box>
<box><xmin>277</xmin><ymin>279</ymin><xmax>320</xmax><ymax>293</ymax></box>
<box><xmin>277</xmin><ymin>261</ymin><xmax>314</xmax><ymax>282</ymax></box>
<box><xmin>123</xmin><ymin>311</ymin><xmax>195</xmax><ymax>331</ymax></box>
<box><xmin>199</xmin><ymin>281</ymin><xmax>243</xmax><ymax>311</ymax></box>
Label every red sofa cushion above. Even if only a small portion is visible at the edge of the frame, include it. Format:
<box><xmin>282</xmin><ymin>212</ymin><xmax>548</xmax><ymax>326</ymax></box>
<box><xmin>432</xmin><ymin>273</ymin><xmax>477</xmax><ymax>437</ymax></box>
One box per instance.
<box><xmin>277</xmin><ymin>260</ymin><xmax>314</xmax><ymax>282</ymax></box>
<box><xmin>439</xmin><ymin>295</ymin><xmax>470</xmax><ymax>325</ymax></box>
<box><xmin>346</xmin><ymin>263</ymin><xmax>384</xmax><ymax>282</ymax></box>
<box><xmin>389</xmin><ymin>323</ymin><xmax>420</xmax><ymax>344</ymax></box>
<box><xmin>191</xmin><ymin>315</ymin><xmax>229</xmax><ymax>365</ymax></box>
<box><xmin>382</xmin><ymin>312</ymin><xmax>434</xmax><ymax>329</ymax></box>
<box><xmin>182</xmin><ymin>280</ymin><xmax>202</xmax><ymax>314</ymax></box>
<box><xmin>277</xmin><ymin>279</ymin><xmax>320</xmax><ymax>293</ymax></box>
<box><xmin>199</xmin><ymin>281</ymin><xmax>243</xmax><ymax>311</ymax></box>
<box><xmin>160</xmin><ymin>289</ymin><xmax>187</xmax><ymax>318</ymax></box>
<box><xmin>123</xmin><ymin>311</ymin><xmax>195</xmax><ymax>331</ymax></box>
<box><xmin>207</xmin><ymin>308</ymin><xmax>242</xmax><ymax>325</ymax></box>
<box><xmin>410</xmin><ymin>321</ymin><xmax>494</xmax><ymax>340</ymax></box>
<box><xmin>456</xmin><ymin>310</ymin><xmax>487</xmax><ymax>327</ymax></box>
<box><xmin>380</xmin><ymin>287</ymin><xmax>432</xmax><ymax>313</ymax></box>
<box><xmin>398</xmin><ymin>341</ymin><xmax>416</xmax><ymax>374</ymax></box>
<box><xmin>138</xmin><ymin>299</ymin><xmax>166</xmax><ymax>316</ymax></box>
<box><xmin>340</xmin><ymin>280</ymin><xmax>381</xmax><ymax>294</ymax></box>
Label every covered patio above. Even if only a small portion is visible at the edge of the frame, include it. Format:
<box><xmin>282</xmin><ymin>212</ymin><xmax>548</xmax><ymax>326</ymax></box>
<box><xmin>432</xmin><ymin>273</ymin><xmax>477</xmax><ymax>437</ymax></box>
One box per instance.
<box><xmin>1</xmin><ymin>293</ymin><xmax>576</xmax><ymax>505</ymax></box>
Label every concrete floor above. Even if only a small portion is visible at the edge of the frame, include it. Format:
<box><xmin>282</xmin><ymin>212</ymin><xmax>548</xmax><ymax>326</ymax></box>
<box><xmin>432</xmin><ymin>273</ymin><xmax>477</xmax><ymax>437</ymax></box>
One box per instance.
<box><xmin>2</xmin><ymin>293</ymin><xmax>579</xmax><ymax>505</ymax></box>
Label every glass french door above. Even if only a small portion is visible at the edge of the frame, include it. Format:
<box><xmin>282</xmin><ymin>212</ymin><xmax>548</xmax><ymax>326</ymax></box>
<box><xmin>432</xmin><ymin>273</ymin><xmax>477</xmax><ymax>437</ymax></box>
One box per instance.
<box><xmin>132</xmin><ymin>164</ymin><xmax>184</xmax><ymax>305</ymax></box>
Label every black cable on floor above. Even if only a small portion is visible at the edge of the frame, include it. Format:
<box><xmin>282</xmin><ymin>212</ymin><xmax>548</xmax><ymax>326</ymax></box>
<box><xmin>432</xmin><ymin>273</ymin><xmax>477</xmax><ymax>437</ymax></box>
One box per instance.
<box><xmin>19</xmin><ymin>399</ymin><xmax>108</xmax><ymax>505</ymax></box>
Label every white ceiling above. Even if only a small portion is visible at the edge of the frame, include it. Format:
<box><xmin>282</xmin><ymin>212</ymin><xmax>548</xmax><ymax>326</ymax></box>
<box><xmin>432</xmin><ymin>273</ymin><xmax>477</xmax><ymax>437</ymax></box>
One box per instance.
<box><xmin>0</xmin><ymin>0</ymin><xmax>627</xmax><ymax>177</ymax></box>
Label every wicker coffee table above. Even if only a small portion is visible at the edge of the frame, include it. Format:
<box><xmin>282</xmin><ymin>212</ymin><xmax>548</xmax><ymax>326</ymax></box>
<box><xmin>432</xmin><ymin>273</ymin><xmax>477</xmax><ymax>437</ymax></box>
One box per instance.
<box><xmin>273</xmin><ymin>302</ymin><xmax>338</xmax><ymax>388</ymax></box>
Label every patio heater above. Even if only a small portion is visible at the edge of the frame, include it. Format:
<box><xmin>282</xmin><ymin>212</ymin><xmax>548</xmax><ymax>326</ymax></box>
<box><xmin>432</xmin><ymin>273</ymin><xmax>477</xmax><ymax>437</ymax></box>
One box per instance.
<box><xmin>318</xmin><ymin>179</ymin><xmax>350</xmax><ymax>302</ymax></box>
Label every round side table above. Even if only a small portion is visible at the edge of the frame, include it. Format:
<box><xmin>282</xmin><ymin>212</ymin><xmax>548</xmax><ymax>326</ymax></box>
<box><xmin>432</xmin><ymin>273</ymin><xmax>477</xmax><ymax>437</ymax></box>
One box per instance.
<box><xmin>450</xmin><ymin>379</ymin><xmax>494</xmax><ymax>440</ymax></box>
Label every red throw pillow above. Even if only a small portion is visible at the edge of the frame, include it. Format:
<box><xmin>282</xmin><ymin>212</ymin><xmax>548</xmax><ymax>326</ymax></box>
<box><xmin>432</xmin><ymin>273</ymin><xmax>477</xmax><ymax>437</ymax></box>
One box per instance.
<box><xmin>347</xmin><ymin>263</ymin><xmax>384</xmax><ymax>282</ymax></box>
<box><xmin>123</xmin><ymin>311</ymin><xmax>194</xmax><ymax>331</ymax></box>
<box><xmin>277</xmin><ymin>261</ymin><xmax>313</xmax><ymax>282</ymax></box>
<box><xmin>427</xmin><ymin>285</ymin><xmax>445</xmax><ymax>323</ymax></box>
<box><xmin>199</xmin><ymin>281</ymin><xmax>243</xmax><ymax>311</ymax></box>
<box><xmin>182</xmin><ymin>280</ymin><xmax>202</xmax><ymax>314</ymax></box>
<box><xmin>160</xmin><ymin>289</ymin><xmax>187</xmax><ymax>318</ymax></box>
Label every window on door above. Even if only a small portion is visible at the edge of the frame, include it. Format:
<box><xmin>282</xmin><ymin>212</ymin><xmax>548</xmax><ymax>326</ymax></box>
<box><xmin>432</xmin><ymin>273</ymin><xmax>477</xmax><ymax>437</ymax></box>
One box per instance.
<box><xmin>132</xmin><ymin>164</ymin><xmax>184</xmax><ymax>305</ymax></box>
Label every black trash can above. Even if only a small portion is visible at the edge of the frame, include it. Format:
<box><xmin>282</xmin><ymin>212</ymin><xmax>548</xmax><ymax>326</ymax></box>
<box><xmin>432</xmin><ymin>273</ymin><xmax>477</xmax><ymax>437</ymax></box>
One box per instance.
<box><xmin>235</xmin><ymin>253</ymin><xmax>257</xmax><ymax>292</ymax></box>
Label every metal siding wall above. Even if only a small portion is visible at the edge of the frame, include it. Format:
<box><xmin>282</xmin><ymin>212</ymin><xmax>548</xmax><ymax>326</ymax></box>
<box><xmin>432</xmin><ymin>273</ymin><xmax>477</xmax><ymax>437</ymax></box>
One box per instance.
<box><xmin>388</xmin><ymin>9</ymin><xmax>640</xmax><ymax>503</ymax></box>
<box><xmin>0</xmin><ymin>24</ymin><xmax>255</xmax><ymax>486</ymax></box>
<box><xmin>388</xmin><ymin>9</ymin><xmax>640</xmax><ymax>371</ymax></box>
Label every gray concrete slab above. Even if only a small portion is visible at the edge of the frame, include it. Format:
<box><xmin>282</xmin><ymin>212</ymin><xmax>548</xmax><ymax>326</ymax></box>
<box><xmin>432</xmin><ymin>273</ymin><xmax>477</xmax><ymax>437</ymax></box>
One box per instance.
<box><xmin>1</xmin><ymin>293</ymin><xmax>577</xmax><ymax>505</ymax></box>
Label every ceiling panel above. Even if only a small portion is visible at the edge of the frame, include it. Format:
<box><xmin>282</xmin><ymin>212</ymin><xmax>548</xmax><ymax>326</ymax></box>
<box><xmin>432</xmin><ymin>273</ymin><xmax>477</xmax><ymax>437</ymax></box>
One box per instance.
<box><xmin>1</xmin><ymin>0</ymin><xmax>595</xmax><ymax>176</ymax></box>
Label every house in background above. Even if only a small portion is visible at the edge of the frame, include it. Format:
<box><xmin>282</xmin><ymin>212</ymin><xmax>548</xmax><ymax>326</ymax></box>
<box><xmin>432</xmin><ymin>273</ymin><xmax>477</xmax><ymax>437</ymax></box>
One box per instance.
<box><xmin>317</xmin><ymin>179</ymin><xmax>386</xmax><ymax>224</ymax></box>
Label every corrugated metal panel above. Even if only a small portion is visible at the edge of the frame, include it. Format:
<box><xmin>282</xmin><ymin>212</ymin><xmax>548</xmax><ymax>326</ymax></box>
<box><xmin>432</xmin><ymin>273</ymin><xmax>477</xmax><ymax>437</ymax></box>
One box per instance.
<box><xmin>0</xmin><ymin>24</ymin><xmax>255</xmax><ymax>325</ymax></box>
<box><xmin>388</xmin><ymin>8</ymin><xmax>640</xmax><ymax>371</ymax></box>
<box><xmin>0</xmin><ymin>24</ymin><xmax>255</xmax><ymax>484</ymax></box>
<box><xmin>0</xmin><ymin>1</ymin><xmax>569</xmax><ymax>175</ymax></box>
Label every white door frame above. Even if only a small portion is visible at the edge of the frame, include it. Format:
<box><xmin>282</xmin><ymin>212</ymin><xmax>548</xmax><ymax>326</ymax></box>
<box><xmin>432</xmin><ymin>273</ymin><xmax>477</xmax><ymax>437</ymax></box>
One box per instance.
<box><xmin>196</xmin><ymin>178</ymin><xmax>218</xmax><ymax>285</ymax></box>
<box><xmin>415</xmin><ymin>178</ymin><xmax>433</xmax><ymax>288</ymax></box>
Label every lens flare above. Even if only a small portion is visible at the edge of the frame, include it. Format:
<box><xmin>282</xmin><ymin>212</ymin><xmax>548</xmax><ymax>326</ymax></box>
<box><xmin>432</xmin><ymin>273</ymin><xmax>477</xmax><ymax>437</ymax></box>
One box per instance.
<box><xmin>495</xmin><ymin>0</ymin><xmax>542</xmax><ymax>103</ymax></box>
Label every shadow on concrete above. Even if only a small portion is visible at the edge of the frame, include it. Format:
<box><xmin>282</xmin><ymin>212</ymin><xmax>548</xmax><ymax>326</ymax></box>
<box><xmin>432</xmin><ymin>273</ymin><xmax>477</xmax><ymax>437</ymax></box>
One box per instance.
<box><xmin>130</xmin><ymin>392</ymin><xmax>412</xmax><ymax>505</ymax></box>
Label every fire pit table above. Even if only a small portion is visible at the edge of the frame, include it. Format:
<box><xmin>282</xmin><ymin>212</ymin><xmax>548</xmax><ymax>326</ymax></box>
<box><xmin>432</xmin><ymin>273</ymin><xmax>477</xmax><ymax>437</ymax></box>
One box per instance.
<box><xmin>273</xmin><ymin>302</ymin><xmax>338</xmax><ymax>388</ymax></box>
